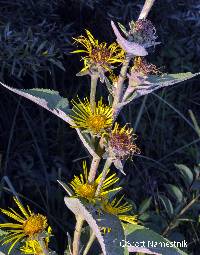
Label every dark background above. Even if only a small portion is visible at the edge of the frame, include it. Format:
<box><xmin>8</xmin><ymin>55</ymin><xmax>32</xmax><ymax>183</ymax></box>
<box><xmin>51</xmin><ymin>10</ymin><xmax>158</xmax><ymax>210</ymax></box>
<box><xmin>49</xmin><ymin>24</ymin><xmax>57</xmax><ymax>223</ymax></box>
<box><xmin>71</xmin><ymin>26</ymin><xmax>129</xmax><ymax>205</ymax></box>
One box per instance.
<box><xmin>0</xmin><ymin>0</ymin><xmax>200</xmax><ymax>254</ymax></box>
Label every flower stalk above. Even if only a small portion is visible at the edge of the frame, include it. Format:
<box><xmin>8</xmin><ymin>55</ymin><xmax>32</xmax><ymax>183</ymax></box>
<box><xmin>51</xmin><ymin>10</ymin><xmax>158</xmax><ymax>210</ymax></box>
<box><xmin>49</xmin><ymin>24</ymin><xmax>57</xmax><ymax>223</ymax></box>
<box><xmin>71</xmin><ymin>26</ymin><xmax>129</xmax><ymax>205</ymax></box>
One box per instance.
<box><xmin>72</xmin><ymin>215</ymin><xmax>84</xmax><ymax>255</ymax></box>
<box><xmin>83</xmin><ymin>232</ymin><xmax>96</xmax><ymax>255</ymax></box>
<box><xmin>95</xmin><ymin>157</ymin><xmax>113</xmax><ymax>196</ymax></box>
<box><xmin>139</xmin><ymin>0</ymin><xmax>156</xmax><ymax>20</ymax></box>
<box><xmin>90</xmin><ymin>73</ymin><xmax>99</xmax><ymax>112</ymax></box>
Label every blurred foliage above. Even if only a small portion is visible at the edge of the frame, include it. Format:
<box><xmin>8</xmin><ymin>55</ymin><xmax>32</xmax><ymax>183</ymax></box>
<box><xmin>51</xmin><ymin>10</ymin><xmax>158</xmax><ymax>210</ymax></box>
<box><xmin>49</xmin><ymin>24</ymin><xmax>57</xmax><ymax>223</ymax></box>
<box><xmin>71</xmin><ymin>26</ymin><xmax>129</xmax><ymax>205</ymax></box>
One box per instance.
<box><xmin>0</xmin><ymin>0</ymin><xmax>73</xmax><ymax>85</ymax></box>
<box><xmin>0</xmin><ymin>0</ymin><xmax>200</xmax><ymax>254</ymax></box>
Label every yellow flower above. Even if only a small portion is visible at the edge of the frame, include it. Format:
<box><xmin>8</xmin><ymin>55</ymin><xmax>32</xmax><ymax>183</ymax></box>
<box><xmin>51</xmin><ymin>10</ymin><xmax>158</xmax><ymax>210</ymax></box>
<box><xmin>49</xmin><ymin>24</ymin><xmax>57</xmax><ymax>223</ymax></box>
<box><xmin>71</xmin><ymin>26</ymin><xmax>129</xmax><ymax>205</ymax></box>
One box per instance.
<box><xmin>20</xmin><ymin>226</ymin><xmax>51</xmax><ymax>255</ymax></box>
<box><xmin>70</xmin><ymin>97</ymin><xmax>113</xmax><ymax>135</ymax></box>
<box><xmin>108</xmin><ymin>123</ymin><xmax>140</xmax><ymax>160</ymax></box>
<box><xmin>70</xmin><ymin>161</ymin><xmax>121</xmax><ymax>201</ymax></box>
<box><xmin>102</xmin><ymin>196</ymin><xmax>138</xmax><ymax>225</ymax></box>
<box><xmin>20</xmin><ymin>240</ymin><xmax>44</xmax><ymax>255</ymax></box>
<box><xmin>71</xmin><ymin>30</ymin><xmax>125</xmax><ymax>73</ymax></box>
<box><xmin>0</xmin><ymin>197</ymin><xmax>49</xmax><ymax>254</ymax></box>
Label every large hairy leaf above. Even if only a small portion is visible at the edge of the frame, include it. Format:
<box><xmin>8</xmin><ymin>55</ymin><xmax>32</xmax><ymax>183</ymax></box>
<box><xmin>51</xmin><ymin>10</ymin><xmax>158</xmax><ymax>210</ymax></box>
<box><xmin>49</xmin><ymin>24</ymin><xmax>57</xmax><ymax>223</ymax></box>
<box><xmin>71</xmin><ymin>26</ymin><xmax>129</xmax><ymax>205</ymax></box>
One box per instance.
<box><xmin>0</xmin><ymin>82</ymin><xmax>71</xmax><ymax>123</ymax></box>
<box><xmin>124</xmin><ymin>224</ymin><xmax>188</xmax><ymax>255</ymax></box>
<box><xmin>122</xmin><ymin>72</ymin><xmax>199</xmax><ymax>106</ymax></box>
<box><xmin>0</xmin><ymin>82</ymin><xmax>98</xmax><ymax>157</ymax></box>
<box><xmin>64</xmin><ymin>197</ymin><xmax>125</xmax><ymax>255</ymax></box>
<box><xmin>136</xmin><ymin>72</ymin><xmax>200</xmax><ymax>98</ymax></box>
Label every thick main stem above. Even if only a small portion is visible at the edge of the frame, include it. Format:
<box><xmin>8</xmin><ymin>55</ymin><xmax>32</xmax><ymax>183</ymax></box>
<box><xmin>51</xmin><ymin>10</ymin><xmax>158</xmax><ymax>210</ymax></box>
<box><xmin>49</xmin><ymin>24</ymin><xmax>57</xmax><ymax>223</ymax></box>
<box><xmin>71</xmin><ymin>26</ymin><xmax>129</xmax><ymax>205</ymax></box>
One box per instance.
<box><xmin>90</xmin><ymin>74</ymin><xmax>99</xmax><ymax>112</ymax></box>
<box><xmin>95</xmin><ymin>157</ymin><xmax>112</xmax><ymax>196</ymax></box>
<box><xmin>112</xmin><ymin>56</ymin><xmax>131</xmax><ymax>120</ymax></box>
<box><xmin>73</xmin><ymin>215</ymin><xmax>84</xmax><ymax>255</ymax></box>
<box><xmin>83</xmin><ymin>232</ymin><xmax>96</xmax><ymax>255</ymax></box>
<box><xmin>138</xmin><ymin>0</ymin><xmax>156</xmax><ymax>20</ymax></box>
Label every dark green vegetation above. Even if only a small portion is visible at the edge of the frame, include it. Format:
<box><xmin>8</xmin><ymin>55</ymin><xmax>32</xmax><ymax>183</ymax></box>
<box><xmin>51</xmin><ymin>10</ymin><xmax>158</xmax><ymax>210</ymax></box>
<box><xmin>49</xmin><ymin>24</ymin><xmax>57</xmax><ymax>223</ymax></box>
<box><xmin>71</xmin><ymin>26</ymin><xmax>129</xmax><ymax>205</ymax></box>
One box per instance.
<box><xmin>0</xmin><ymin>0</ymin><xmax>199</xmax><ymax>254</ymax></box>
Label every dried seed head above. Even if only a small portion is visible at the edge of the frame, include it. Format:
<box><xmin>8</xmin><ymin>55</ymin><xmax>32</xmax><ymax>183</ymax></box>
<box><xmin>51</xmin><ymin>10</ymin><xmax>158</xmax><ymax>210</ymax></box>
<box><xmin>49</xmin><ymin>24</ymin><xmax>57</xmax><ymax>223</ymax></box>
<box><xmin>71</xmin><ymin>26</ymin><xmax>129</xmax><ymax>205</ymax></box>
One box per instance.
<box><xmin>129</xmin><ymin>19</ymin><xmax>157</xmax><ymax>48</ymax></box>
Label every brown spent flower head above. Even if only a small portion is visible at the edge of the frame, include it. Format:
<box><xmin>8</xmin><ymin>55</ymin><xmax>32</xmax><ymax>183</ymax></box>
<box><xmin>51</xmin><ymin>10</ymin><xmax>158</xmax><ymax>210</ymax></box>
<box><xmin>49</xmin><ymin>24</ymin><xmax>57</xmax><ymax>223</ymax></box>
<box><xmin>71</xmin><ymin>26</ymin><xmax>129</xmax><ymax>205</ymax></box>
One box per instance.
<box><xmin>129</xmin><ymin>19</ymin><xmax>158</xmax><ymax>48</ymax></box>
<box><xmin>132</xmin><ymin>57</ymin><xmax>160</xmax><ymax>76</ymax></box>
<box><xmin>108</xmin><ymin>123</ymin><xmax>140</xmax><ymax>160</ymax></box>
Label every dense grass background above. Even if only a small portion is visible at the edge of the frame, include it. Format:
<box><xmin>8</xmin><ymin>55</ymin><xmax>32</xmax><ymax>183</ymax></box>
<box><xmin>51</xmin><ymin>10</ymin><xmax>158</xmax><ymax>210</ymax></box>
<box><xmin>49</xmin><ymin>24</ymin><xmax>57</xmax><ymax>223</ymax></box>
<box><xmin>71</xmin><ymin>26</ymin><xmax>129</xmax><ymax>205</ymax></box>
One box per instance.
<box><xmin>0</xmin><ymin>0</ymin><xmax>200</xmax><ymax>254</ymax></box>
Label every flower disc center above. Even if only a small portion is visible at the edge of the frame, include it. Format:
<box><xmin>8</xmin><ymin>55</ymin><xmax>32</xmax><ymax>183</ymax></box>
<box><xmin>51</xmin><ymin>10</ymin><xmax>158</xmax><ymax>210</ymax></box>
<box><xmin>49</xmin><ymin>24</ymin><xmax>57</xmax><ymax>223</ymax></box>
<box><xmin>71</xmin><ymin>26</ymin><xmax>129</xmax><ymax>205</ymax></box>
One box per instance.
<box><xmin>23</xmin><ymin>214</ymin><xmax>46</xmax><ymax>236</ymax></box>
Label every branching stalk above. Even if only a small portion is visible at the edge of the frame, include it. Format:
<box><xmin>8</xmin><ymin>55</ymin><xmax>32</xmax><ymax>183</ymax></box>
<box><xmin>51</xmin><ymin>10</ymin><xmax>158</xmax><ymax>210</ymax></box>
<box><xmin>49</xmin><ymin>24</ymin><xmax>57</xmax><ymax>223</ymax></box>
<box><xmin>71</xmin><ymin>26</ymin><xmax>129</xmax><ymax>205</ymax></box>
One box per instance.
<box><xmin>83</xmin><ymin>232</ymin><xmax>96</xmax><ymax>255</ymax></box>
<box><xmin>138</xmin><ymin>0</ymin><xmax>156</xmax><ymax>20</ymax></box>
<box><xmin>95</xmin><ymin>157</ymin><xmax>112</xmax><ymax>196</ymax></box>
<box><xmin>72</xmin><ymin>215</ymin><xmax>84</xmax><ymax>255</ymax></box>
<box><xmin>90</xmin><ymin>74</ymin><xmax>99</xmax><ymax>112</ymax></box>
<box><xmin>113</xmin><ymin>56</ymin><xmax>131</xmax><ymax>120</ymax></box>
<box><xmin>162</xmin><ymin>194</ymin><xmax>200</xmax><ymax>236</ymax></box>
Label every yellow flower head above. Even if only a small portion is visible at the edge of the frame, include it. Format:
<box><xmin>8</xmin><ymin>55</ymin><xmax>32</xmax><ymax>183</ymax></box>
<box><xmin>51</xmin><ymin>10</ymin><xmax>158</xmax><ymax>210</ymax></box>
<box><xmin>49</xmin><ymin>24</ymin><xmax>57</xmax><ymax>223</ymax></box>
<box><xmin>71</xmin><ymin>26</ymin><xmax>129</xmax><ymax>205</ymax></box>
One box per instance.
<box><xmin>103</xmin><ymin>196</ymin><xmax>138</xmax><ymax>225</ymax></box>
<box><xmin>71</xmin><ymin>30</ymin><xmax>125</xmax><ymax>73</ymax></box>
<box><xmin>132</xmin><ymin>57</ymin><xmax>160</xmax><ymax>75</ymax></box>
<box><xmin>20</xmin><ymin>240</ymin><xmax>44</xmax><ymax>255</ymax></box>
<box><xmin>70</xmin><ymin>97</ymin><xmax>113</xmax><ymax>135</ymax></box>
<box><xmin>0</xmin><ymin>197</ymin><xmax>49</xmax><ymax>254</ymax></box>
<box><xmin>108</xmin><ymin>123</ymin><xmax>140</xmax><ymax>160</ymax></box>
<box><xmin>20</xmin><ymin>226</ymin><xmax>51</xmax><ymax>255</ymax></box>
<box><xmin>70</xmin><ymin>161</ymin><xmax>121</xmax><ymax>201</ymax></box>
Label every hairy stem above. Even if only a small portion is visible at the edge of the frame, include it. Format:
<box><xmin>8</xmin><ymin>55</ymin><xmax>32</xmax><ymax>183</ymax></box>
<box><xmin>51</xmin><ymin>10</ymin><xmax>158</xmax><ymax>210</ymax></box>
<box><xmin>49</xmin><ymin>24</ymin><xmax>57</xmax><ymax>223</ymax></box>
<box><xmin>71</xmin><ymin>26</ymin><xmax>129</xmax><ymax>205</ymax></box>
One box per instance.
<box><xmin>95</xmin><ymin>157</ymin><xmax>112</xmax><ymax>196</ymax></box>
<box><xmin>138</xmin><ymin>0</ymin><xmax>156</xmax><ymax>20</ymax></box>
<box><xmin>88</xmin><ymin>156</ymin><xmax>101</xmax><ymax>183</ymax></box>
<box><xmin>83</xmin><ymin>232</ymin><xmax>96</xmax><ymax>255</ymax></box>
<box><xmin>162</xmin><ymin>194</ymin><xmax>200</xmax><ymax>236</ymax></box>
<box><xmin>73</xmin><ymin>216</ymin><xmax>84</xmax><ymax>255</ymax></box>
<box><xmin>90</xmin><ymin>74</ymin><xmax>99</xmax><ymax>112</ymax></box>
<box><xmin>113</xmin><ymin>56</ymin><xmax>131</xmax><ymax>120</ymax></box>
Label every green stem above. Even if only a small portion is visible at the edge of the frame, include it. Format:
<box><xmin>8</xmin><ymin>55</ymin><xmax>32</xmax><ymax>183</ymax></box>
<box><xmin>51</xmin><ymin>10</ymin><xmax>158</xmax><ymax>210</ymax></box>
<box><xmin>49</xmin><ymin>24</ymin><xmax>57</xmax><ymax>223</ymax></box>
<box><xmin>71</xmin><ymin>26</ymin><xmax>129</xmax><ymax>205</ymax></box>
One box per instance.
<box><xmin>83</xmin><ymin>232</ymin><xmax>96</xmax><ymax>255</ymax></box>
<box><xmin>95</xmin><ymin>157</ymin><xmax>112</xmax><ymax>196</ymax></box>
<box><xmin>72</xmin><ymin>215</ymin><xmax>84</xmax><ymax>255</ymax></box>
<box><xmin>112</xmin><ymin>56</ymin><xmax>131</xmax><ymax>120</ymax></box>
<box><xmin>90</xmin><ymin>74</ymin><xmax>99</xmax><ymax>112</ymax></box>
<box><xmin>162</xmin><ymin>194</ymin><xmax>200</xmax><ymax>236</ymax></box>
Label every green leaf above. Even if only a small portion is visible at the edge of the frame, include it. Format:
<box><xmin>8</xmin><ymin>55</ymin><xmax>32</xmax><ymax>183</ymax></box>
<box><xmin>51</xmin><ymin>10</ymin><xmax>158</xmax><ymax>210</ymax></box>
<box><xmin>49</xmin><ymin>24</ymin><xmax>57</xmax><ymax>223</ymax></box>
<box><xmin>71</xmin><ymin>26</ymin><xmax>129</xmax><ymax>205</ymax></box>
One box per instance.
<box><xmin>117</xmin><ymin>22</ymin><xmax>129</xmax><ymax>37</ymax></box>
<box><xmin>164</xmin><ymin>184</ymin><xmax>183</xmax><ymax>203</ymax></box>
<box><xmin>124</xmin><ymin>224</ymin><xmax>188</xmax><ymax>255</ymax></box>
<box><xmin>138</xmin><ymin>197</ymin><xmax>152</xmax><ymax>214</ymax></box>
<box><xmin>0</xmin><ymin>82</ymin><xmax>98</xmax><ymax>158</ymax></box>
<box><xmin>121</xmin><ymin>72</ymin><xmax>199</xmax><ymax>106</ymax></box>
<box><xmin>0</xmin><ymin>82</ymin><xmax>72</xmax><ymax>124</ymax></box>
<box><xmin>158</xmin><ymin>195</ymin><xmax>174</xmax><ymax>217</ymax></box>
<box><xmin>64</xmin><ymin>197</ymin><xmax>125</xmax><ymax>255</ymax></box>
<box><xmin>135</xmin><ymin>72</ymin><xmax>200</xmax><ymax>99</ymax></box>
<box><xmin>57</xmin><ymin>180</ymin><xmax>74</xmax><ymax>196</ymax></box>
<box><xmin>175</xmin><ymin>164</ymin><xmax>193</xmax><ymax>187</ymax></box>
